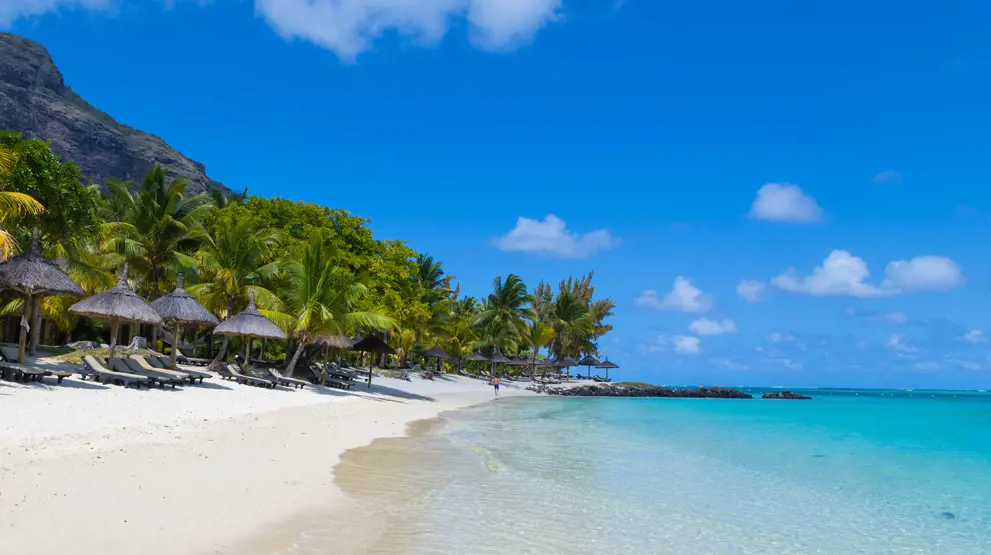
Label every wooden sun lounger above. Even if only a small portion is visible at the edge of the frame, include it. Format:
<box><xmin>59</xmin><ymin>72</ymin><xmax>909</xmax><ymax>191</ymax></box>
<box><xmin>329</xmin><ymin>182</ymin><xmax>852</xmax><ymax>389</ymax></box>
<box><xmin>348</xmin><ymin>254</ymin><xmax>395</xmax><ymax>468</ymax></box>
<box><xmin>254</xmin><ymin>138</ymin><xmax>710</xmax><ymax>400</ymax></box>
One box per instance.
<box><xmin>265</xmin><ymin>368</ymin><xmax>308</xmax><ymax>389</ymax></box>
<box><xmin>110</xmin><ymin>358</ymin><xmax>180</xmax><ymax>389</ymax></box>
<box><xmin>82</xmin><ymin>356</ymin><xmax>149</xmax><ymax>389</ymax></box>
<box><xmin>152</xmin><ymin>355</ymin><xmax>213</xmax><ymax>381</ymax></box>
<box><xmin>226</xmin><ymin>364</ymin><xmax>276</xmax><ymax>388</ymax></box>
<box><xmin>0</xmin><ymin>361</ymin><xmax>73</xmax><ymax>384</ymax></box>
<box><xmin>124</xmin><ymin>357</ymin><xmax>195</xmax><ymax>385</ymax></box>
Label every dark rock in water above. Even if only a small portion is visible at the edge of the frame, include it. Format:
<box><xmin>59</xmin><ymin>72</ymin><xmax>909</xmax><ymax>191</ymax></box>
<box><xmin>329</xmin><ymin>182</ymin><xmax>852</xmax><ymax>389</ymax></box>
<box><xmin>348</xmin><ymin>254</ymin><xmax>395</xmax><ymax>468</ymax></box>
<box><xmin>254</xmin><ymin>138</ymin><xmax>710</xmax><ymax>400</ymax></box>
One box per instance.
<box><xmin>535</xmin><ymin>384</ymin><xmax>753</xmax><ymax>399</ymax></box>
<box><xmin>762</xmin><ymin>390</ymin><xmax>812</xmax><ymax>400</ymax></box>
<box><xmin>0</xmin><ymin>33</ymin><xmax>229</xmax><ymax>196</ymax></box>
<box><xmin>811</xmin><ymin>454</ymin><xmax>826</xmax><ymax>458</ymax></box>
<box><xmin>941</xmin><ymin>512</ymin><xmax>956</xmax><ymax>520</ymax></box>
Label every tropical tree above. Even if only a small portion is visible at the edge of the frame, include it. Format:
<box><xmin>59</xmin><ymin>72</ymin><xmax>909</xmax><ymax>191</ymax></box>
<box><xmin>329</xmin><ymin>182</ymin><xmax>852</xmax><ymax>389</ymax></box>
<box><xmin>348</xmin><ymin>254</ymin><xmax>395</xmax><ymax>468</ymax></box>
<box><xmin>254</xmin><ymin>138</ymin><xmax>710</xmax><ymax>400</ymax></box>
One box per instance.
<box><xmin>546</xmin><ymin>290</ymin><xmax>593</xmax><ymax>359</ymax></box>
<box><xmin>186</xmin><ymin>215</ymin><xmax>281</xmax><ymax>367</ymax></box>
<box><xmin>269</xmin><ymin>231</ymin><xmax>394</xmax><ymax>376</ymax></box>
<box><xmin>104</xmin><ymin>165</ymin><xmax>213</xmax><ymax>296</ymax></box>
<box><xmin>525</xmin><ymin>319</ymin><xmax>555</xmax><ymax>368</ymax></box>
<box><xmin>475</xmin><ymin>275</ymin><xmax>535</xmax><ymax>373</ymax></box>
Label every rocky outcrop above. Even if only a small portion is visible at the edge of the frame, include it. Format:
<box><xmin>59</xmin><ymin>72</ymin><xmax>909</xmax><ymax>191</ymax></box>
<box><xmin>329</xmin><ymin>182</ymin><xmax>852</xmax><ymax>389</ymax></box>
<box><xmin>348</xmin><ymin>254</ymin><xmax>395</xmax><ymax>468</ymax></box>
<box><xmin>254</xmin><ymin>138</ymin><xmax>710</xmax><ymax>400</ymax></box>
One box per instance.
<box><xmin>0</xmin><ymin>33</ymin><xmax>229</xmax><ymax>195</ymax></box>
<box><xmin>762</xmin><ymin>390</ymin><xmax>812</xmax><ymax>400</ymax></box>
<box><xmin>534</xmin><ymin>384</ymin><xmax>753</xmax><ymax>399</ymax></box>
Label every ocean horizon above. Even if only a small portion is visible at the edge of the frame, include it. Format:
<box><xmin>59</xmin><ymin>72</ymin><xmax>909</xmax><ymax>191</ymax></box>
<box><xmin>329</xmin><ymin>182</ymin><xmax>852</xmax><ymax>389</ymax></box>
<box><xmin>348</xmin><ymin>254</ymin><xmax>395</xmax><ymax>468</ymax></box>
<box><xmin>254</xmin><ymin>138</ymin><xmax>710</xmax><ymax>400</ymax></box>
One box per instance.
<box><xmin>281</xmin><ymin>389</ymin><xmax>991</xmax><ymax>554</ymax></box>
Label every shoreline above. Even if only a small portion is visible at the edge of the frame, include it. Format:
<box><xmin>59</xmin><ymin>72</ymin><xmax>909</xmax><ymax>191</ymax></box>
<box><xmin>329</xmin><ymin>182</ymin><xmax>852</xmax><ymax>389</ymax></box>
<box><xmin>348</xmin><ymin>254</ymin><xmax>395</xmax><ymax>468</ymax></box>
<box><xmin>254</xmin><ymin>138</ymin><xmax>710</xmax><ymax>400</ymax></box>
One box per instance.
<box><xmin>0</xmin><ymin>370</ymin><xmax>533</xmax><ymax>555</ymax></box>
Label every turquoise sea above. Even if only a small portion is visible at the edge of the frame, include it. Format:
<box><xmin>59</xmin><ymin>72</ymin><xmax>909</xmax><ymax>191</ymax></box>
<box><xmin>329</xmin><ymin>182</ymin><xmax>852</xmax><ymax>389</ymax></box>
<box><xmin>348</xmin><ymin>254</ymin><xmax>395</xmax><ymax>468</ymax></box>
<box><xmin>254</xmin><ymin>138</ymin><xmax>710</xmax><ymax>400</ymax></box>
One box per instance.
<box><xmin>311</xmin><ymin>390</ymin><xmax>991</xmax><ymax>554</ymax></box>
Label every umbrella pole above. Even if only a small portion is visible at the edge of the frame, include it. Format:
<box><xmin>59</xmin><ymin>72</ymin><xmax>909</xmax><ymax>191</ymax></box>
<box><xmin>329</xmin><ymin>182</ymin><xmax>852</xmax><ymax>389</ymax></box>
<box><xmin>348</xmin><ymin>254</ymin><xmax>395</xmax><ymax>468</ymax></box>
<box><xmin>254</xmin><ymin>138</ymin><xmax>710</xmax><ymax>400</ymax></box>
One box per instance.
<box><xmin>243</xmin><ymin>337</ymin><xmax>251</xmax><ymax>372</ymax></box>
<box><xmin>29</xmin><ymin>295</ymin><xmax>41</xmax><ymax>356</ymax></box>
<box><xmin>171</xmin><ymin>322</ymin><xmax>181</xmax><ymax>370</ymax></box>
<box><xmin>17</xmin><ymin>293</ymin><xmax>31</xmax><ymax>364</ymax></box>
<box><xmin>108</xmin><ymin>316</ymin><xmax>119</xmax><ymax>368</ymax></box>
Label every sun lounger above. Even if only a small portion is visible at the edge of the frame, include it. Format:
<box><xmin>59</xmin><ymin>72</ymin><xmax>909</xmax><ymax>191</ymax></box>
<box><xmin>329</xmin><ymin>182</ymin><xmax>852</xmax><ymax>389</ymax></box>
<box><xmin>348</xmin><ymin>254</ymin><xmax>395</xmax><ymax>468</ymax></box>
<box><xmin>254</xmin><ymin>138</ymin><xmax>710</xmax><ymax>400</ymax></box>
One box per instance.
<box><xmin>124</xmin><ymin>357</ymin><xmax>195</xmax><ymax>385</ymax></box>
<box><xmin>226</xmin><ymin>364</ymin><xmax>275</xmax><ymax>388</ymax></box>
<box><xmin>110</xmin><ymin>358</ymin><xmax>181</xmax><ymax>388</ymax></box>
<box><xmin>81</xmin><ymin>356</ymin><xmax>149</xmax><ymax>389</ymax></box>
<box><xmin>0</xmin><ymin>360</ymin><xmax>72</xmax><ymax>383</ymax></box>
<box><xmin>265</xmin><ymin>368</ymin><xmax>308</xmax><ymax>389</ymax></box>
<box><xmin>140</xmin><ymin>355</ymin><xmax>211</xmax><ymax>383</ymax></box>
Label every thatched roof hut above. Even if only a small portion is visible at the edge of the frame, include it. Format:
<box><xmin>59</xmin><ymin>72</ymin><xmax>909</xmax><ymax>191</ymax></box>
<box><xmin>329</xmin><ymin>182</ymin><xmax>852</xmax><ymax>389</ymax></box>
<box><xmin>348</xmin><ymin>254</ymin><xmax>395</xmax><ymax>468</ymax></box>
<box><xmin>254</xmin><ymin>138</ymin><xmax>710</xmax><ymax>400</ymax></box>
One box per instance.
<box><xmin>213</xmin><ymin>291</ymin><xmax>285</xmax><ymax>340</ymax></box>
<box><xmin>0</xmin><ymin>229</ymin><xmax>84</xmax><ymax>362</ymax></box>
<box><xmin>422</xmin><ymin>344</ymin><xmax>450</xmax><ymax>360</ymax></box>
<box><xmin>0</xmin><ymin>230</ymin><xmax>83</xmax><ymax>297</ymax></box>
<box><xmin>150</xmin><ymin>274</ymin><xmax>219</xmax><ymax>369</ymax></box>
<box><xmin>68</xmin><ymin>264</ymin><xmax>163</xmax><ymax>366</ymax></box>
<box><xmin>213</xmin><ymin>291</ymin><xmax>286</xmax><ymax>372</ymax></box>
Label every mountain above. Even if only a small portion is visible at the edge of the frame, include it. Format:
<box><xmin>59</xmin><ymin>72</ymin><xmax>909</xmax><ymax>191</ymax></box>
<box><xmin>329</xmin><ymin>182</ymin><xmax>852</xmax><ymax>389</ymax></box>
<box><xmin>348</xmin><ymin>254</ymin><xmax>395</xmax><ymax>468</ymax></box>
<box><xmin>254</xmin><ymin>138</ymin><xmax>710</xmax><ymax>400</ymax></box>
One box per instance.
<box><xmin>0</xmin><ymin>33</ymin><xmax>229</xmax><ymax>195</ymax></box>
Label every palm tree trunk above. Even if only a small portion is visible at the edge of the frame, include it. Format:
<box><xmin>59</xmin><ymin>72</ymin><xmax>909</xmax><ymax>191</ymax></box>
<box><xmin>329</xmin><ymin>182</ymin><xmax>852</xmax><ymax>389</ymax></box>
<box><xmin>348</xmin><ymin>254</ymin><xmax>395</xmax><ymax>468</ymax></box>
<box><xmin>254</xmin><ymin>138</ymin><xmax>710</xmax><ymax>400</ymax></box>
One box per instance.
<box><xmin>285</xmin><ymin>340</ymin><xmax>306</xmax><ymax>377</ymax></box>
<box><xmin>208</xmin><ymin>336</ymin><xmax>229</xmax><ymax>370</ymax></box>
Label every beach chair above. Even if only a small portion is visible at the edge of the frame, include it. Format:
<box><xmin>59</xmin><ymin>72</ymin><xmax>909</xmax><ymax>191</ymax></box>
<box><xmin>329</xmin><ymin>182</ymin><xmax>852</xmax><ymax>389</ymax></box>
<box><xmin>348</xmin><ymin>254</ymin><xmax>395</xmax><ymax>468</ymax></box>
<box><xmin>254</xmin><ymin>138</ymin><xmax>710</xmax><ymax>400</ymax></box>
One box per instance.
<box><xmin>110</xmin><ymin>358</ymin><xmax>181</xmax><ymax>389</ymax></box>
<box><xmin>264</xmin><ymin>368</ymin><xmax>308</xmax><ymax>389</ymax></box>
<box><xmin>143</xmin><ymin>355</ymin><xmax>212</xmax><ymax>383</ymax></box>
<box><xmin>81</xmin><ymin>356</ymin><xmax>149</xmax><ymax>389</ymax></box>
<box><xmin>124</xmin><ymin>357</ymin><xmax>195</xmax><ymax>385</ymax></box>
<box><xmin>225</xmin><ymin>364</ymin><xmax>276</xmax><ymax>388</ymax></box>
<box><xmin>0</xmin><ymin>360</ymin><xmax>73</xmax><ymax>384</ymax></box>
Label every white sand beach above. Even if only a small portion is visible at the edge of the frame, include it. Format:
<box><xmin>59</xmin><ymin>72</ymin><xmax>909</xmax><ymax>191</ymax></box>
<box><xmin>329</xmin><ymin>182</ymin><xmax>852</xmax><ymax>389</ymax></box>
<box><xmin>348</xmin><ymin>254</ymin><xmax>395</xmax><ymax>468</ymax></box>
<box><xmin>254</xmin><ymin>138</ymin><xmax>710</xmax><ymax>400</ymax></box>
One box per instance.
<box><xmin>0</xmin><ymin>363</ymin><xmax>533</xmax><ymax>555</ymax></box>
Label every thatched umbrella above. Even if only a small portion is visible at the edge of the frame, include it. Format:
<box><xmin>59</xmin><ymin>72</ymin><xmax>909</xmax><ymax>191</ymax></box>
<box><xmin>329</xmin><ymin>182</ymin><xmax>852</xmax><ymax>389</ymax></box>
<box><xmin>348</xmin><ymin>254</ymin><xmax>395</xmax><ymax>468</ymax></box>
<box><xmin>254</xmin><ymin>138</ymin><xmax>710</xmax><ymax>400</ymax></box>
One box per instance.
<box><xmin>150</xmin><ymin>273</ymin><xmax>219</xmax><ymax>370</ymax></box>
<box><xmin>351</xmin><ymin>335</ymin><xmax>395</xmax><ymax>388</ymax></box>
<box><xmin>578</xmin><ymin>355</ymin><xmax>601</xmax><ymax>377</ymax></box>
<box><xmin>0</xmin><ymin>229</ymin><xmax>84</xmax><ymax>362</ymax></box>
<box><xmin>212</xmin><ymin>291</ymin><xmax>286</xmax><ymax>374</ymax></box>
<box><xmin>422</xmin><ymin>343</ymin><xmax>449</xmax><ymax>374</ymax></box>
<box><xmin>596</xmin><ymin>358</ymin><xmax>619</xmax><ymax>380</ymax></box>
<box><xmin>489</xmin><ymin>352</ymin><xmax>510</xmax><ymax>378</ymax></box>
<box><xmin>68</xmin><ymin>264</ymin><xmax>162</xmax><ymax>368</ymax></box>
<box><xmin>467</xmin><ymin>351</ymin><xmax>490</xmax><ymax>362</ymax></box>
<box><xmin>554</xmin><ymin>356</ymin><xmax>578</xmax><ymax>378</ymax></box>
<box><xmin>316</xmin><ymin>335</ymin><xmax>355</xmax><ymax>349</ymax></box>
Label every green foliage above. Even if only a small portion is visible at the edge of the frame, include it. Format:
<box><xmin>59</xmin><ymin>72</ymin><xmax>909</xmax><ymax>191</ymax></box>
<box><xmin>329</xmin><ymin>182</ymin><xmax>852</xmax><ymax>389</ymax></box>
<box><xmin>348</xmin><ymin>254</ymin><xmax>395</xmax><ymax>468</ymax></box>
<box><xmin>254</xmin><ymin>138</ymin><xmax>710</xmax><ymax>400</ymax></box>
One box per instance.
<box><xmin>269</xmin><ymin>230</ymin><xmax>395</xmax><ymax>375</ymax></box>
<box><xmin>0</xmin><ymin>131</ymin><xmax>615</xmax><ymax>364</ymax></box>
<box><xmin>103</xmin><ymin>165</ymin><xmax>214</xmax><ymax>296</ymax></box>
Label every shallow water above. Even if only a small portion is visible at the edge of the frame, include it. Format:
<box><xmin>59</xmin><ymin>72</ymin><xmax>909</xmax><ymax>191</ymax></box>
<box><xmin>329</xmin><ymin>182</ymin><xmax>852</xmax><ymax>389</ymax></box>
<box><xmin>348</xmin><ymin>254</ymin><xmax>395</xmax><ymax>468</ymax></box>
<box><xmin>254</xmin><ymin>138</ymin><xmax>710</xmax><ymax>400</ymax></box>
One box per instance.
<box><xmin>284</xmin><ymin>391</ymin><xmax>991</xmax><ymax>554</ymax></box>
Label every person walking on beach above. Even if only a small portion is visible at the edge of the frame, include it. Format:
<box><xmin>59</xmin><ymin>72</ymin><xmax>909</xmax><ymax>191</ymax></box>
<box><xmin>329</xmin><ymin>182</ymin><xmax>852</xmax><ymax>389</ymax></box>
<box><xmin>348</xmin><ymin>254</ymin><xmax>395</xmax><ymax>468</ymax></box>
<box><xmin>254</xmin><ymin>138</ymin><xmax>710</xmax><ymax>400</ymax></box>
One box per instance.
<box><xmin>492</xmin><ymin>376</ymin><xmax>500</xmax><ymax>397</ymax></box>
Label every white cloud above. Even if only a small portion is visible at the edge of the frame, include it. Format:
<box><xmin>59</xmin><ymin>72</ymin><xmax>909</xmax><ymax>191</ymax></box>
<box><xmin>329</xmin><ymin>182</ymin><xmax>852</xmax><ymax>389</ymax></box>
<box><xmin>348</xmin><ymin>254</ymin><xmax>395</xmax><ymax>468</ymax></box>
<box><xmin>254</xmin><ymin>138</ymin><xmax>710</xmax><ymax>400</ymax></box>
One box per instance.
<box><xmin>688</xmin><ymin>318</ymin><xmax>737</xmax><ymax>336</ymax></box>
<box><xmin>772</xmin><ymin>250</ymin><xmax>963</xmax><ymax>298</ymax></box>
<box><xmin>947</xmin><ymin>358</ymin><xmax>982</xmax><ymax>370</ymax></box>
<box><xmin>882</xmin><ymin>256</ymin><xmax>963</xmax><ymax>291</ymax></box>
<box><xmin>767</xmin><ymin>332</ymin><xmax>794</xmax><ymax>343</ymax></box>
<box><xmin>673</xmin><ymin>335</ymin><xmax>701</xmax><ymax>355</ymax></box>
<box><xmin>748</xmin><ymin>183</ymin><xmax>823</xmax><ymax>224</ymax></box>
<box><xmin>0</xmin><ymin>0</ymin><xmax>110</xmax><ymax>26</ymax></box>
<box><xmin>254</xmin><ymin>0</ymin><xmax>562</xmax><ymax>60</ymax></box>
<box><xmin>872</xmin><ymin>170</ymin><xmax>902</xmax><ymax>185</ymax></box>
<box><xmin>962</xmin><ymin>329</ymin><xmax>987</xmax><ymax>343</ymax></box>
<box><xmin>0</xmin><ymin>0</ymin><xmax>567</xmax><ymax>60</ymax></box>
<box><xmin>635</xmin><ymin>277</ymin><xmax>712</xmax><ymax>313</ymax></box>
<box><xmin>886</xmin><ymin>334</ymin><xmax>919</xmax><ymax>353</ymax></box>
<box><xmin>492</xmin><ymin>215</ymin><xmax>619</xmax><ymax>258</ymax></box>
<box><xmin>736</xmin><ymin>280</ymin><xmax>765</xmax><ymax>303</ymax></box>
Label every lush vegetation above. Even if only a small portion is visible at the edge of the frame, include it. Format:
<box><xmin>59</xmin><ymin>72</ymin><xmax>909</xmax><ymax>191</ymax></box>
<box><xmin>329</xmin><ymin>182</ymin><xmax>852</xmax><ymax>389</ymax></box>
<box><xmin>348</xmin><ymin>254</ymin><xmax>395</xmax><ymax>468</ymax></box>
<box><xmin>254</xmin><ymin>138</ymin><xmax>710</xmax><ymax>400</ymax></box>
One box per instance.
<box><xmin>0</xmin><ymin>131</ymin><xmax>615</xmax><ymax>375</ymax></box>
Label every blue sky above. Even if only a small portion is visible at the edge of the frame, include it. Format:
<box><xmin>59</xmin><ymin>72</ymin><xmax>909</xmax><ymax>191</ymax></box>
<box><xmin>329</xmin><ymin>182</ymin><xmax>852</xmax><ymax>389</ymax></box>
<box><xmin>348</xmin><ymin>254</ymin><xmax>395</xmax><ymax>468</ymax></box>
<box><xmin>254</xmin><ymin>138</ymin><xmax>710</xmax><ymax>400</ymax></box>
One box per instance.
<box><xmin>4</xmin><ymin>0</ymin><xmax>991</xmax><ymax>389</ymax></box>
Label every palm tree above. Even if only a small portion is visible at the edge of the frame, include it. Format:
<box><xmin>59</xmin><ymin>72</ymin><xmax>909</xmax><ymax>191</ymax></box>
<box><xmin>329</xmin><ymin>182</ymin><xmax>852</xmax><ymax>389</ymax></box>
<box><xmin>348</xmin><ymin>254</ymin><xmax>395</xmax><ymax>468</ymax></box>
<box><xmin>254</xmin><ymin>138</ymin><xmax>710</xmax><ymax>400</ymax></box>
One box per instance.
<box><xmin>186</xmin><ymin>217</ymin><xmax>281</xmax><ymax>367</ymax></box>
<box><xmin>476</xmin><ymin>275</ymin><xmax>535</xmax><ymax>374</ymax></box>
<box><xmin>546</xmin><ymin>290</ymin><xmax>593</xmax><ymax>359</ymax></box>
<box><xmin>269</xmin><ymin>231</ymin><xmax>394</xmax><ymax>376</ymax></box>
<box><xmin>104</xmin><ymin>166</ymin><xmax>213</xmax><ymax>296</ymax></box>
<box><xmin>0</xmin><ymin>146</ymin><xmax>44</xmax><ymax>259</ymax></box>
<box><xmin>0</xmin><ymin>146</ymin><xmax>15</xmax><ymax>175</ymax></box>
<box><xmin>0</xmin><ymin>192</ymin><xmax>44</xmax><ymax>260</ymax></box>
<box><xmin>525</xmin><ymin>320</ymin><xmax>555</xmax><ymax>369</ymax></box>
